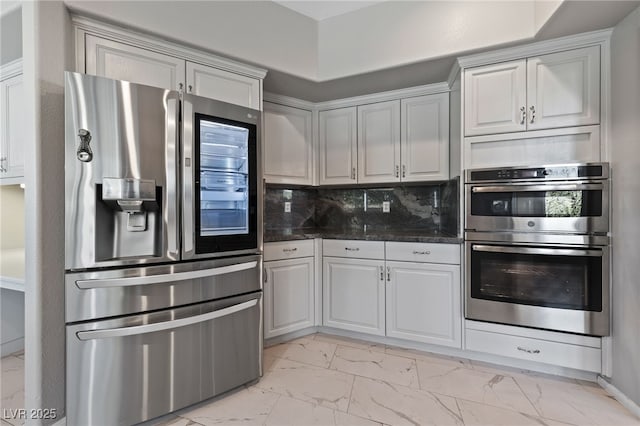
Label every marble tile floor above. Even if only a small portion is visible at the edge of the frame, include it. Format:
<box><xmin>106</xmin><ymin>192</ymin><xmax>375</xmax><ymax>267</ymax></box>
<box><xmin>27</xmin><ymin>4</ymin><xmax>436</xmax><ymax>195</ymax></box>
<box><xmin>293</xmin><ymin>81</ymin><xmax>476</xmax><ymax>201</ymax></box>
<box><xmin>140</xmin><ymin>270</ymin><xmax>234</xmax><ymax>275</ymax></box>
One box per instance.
<box><xmin>1</xmin><ymin>351</ymin><xmax>25</xmax><ymax>426</ymax></box>
<box><xmin>152</xmin><ymin>333</ymin><xmax>640</xmax><ymax>426</ymax></box>
<box><xmin>3</xmin><ymin>336</ymin><xmax>639</xmax><ymax>426</ymax></box>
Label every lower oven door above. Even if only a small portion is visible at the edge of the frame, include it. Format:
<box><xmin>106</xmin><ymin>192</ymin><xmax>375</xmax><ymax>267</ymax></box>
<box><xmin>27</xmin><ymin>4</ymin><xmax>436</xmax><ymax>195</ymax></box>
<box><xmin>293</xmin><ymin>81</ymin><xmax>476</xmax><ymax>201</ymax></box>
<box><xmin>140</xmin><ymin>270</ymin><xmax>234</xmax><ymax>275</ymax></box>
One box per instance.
<box><xmin>465</xmin><ymin>242</ymin><xmax>609</xmax><ymax>336</ymax></box>
<box><xmin>66</xmin><ymin>291</ymin><xmax>262</xmax><ymax>426</ymax></box>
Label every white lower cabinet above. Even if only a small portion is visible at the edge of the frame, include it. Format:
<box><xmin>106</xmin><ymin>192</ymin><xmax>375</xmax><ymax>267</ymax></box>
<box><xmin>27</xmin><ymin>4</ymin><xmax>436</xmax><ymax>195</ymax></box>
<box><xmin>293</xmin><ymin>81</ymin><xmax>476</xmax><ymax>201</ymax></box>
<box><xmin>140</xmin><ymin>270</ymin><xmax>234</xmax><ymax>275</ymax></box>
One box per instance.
<box><xmin>264</xmin><ymin>240</ymin><xmax>316</xmax><ymax>340</ymax></box>
<box><xmin>386</xmin><ymin>261</ymin><xmax>461</xmax><ymax>347</ymax></box>
<box><xmin>323</xmin><ymin>256</ymin><xmax>386</xmax><ymax>336</ymax></box>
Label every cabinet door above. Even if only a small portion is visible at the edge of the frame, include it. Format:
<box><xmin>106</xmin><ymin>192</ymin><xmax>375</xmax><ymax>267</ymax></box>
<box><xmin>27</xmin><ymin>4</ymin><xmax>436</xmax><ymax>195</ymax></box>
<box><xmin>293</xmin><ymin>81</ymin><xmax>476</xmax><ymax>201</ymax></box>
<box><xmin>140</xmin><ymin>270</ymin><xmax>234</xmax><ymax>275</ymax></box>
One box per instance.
<box><xmin>263</xmin><ymin>102</ymin><xmax>313</xmax><ymax>185</ymax></box>
<box><xmin>264</xmin><ymin>258</ymin><xmax>314</xmax><ymax>339</ymax></box>
<box><xmin>527</xmin><ymin>46</ymin><xmax>600</xmax><ymax>131</ymax></box>
<box><xmin>1</xmin><ymin>74</ymin><xmax>25</xmax><ymax>180</ymax></box>
<box><xmin>401</xmin><ymin>93</ymin><xmax>449</xmax><ymax>182</ymax></box>
<box><xmin>357</xmin><ymin>100</ymin><xmax>400</xmax><ymax>183</ymax></box>
<box><xmin>464</xmin><ymin>60</ymin><xmax>527</xmax><ymax>136</ymax></box>
<box><xmin>386</xmin><ymin>261</ymin><xmax>461</xmax><ymax>347</ymax></box>
<box><xmin>319</xmin><ymin>107</ymin><xmax>357</xmax><ymax>185</ymax></box>
<box><xmin>323</xmin><ymin>257</ymin><xmax>385</xmax><ymax>336</ymax></box>
<box><xmin>186</xmin><ymin>62</ymin><xmax>260</xmax><ymax>109</ymax></box>
<box><xmin>85</xmin><ymin>34</ymin><xmax>185</xmax><ymax>91</ymax></box>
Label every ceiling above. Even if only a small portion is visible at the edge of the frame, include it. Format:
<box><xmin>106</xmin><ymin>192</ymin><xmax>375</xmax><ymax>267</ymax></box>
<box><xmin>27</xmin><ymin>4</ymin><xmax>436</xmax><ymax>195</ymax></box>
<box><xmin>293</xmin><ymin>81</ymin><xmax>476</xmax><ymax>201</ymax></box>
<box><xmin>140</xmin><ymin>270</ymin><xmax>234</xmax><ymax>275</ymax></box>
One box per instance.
<box><xmin>273</xmin><ymin>0</ymin><xmax>386</xmax><ymax>21</ymax></box>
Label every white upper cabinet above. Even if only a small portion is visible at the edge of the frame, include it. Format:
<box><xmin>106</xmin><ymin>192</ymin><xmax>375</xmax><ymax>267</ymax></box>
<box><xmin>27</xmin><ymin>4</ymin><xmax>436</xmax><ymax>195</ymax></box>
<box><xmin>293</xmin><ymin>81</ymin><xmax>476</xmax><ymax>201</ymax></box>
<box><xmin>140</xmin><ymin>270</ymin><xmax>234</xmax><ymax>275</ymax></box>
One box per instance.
<box><xmin>186</xmin><ymin>62</ymin><xmax>260</xmax><ymax>110</ymax></box>
<box><xmin>401</xmin><ymin>94</ymin><xmax>449</xmax><ymax>182</ymax></box>
<box><xmin>85</xmin><ymin>34</ymin><xmax>186</xmax><ymax>91</ymax></box>
<box><xmin>0</xmin><ymin>66</ymin><xmax>25</xmax><ymax>183</ymax></box>
<box><xmin>319</xmin><ymin>107</ymin><xmax>357</xmax><ymax>185</ymax></box>
<box><xmin>357</xmin><ymin>100</ymin><xmax>401</xmax><ymax>183</ymax></box>
<box><xmin>263</xmin><ymin>102</ymin><xmax>313</xmax><ymax>185</ymax></box>
<box><xmin>527</xmin><ymin>46</ymin><xmax>600</xmax><ymax>131</ymax></box>
<box><xmin>464</xmin><ymin>46</ymin><xmax>601</xmax><ymax>137</ymax></box>
<box><xmin>464</xmin><ymin>59</ymin><xmax>527</xmax><ymax>136</ymax></box>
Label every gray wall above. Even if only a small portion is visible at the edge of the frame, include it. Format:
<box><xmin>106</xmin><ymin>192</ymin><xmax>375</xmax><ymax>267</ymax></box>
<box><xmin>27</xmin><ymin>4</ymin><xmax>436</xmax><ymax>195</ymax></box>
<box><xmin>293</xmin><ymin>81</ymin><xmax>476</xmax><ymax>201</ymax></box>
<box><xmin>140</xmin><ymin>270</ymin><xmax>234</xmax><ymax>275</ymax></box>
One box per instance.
<box><xmin>22</xmin><ymin>1</ymin><xmax>72</xmax><ymax>423</ymax></box>
<box><xmin>1</xmin><ymin>7</ymin><xmax>21</xmax><ymax>65</ymax></box>
<box><xmin>610</xmin><ymin>4</ymin><xmax>640</xmax><ymax>406</ymax></box>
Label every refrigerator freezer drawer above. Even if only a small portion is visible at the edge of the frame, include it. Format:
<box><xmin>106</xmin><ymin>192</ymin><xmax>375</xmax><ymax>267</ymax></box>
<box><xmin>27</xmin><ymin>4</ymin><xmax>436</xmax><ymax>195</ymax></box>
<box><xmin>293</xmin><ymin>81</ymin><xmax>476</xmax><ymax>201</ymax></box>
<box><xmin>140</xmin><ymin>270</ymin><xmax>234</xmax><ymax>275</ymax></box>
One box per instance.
<box><xmin>66</xmin><ymin>255</ymin><xmax>262</xmax><ymax>323</ymax></box>
<box><xmin>66</xmin><ymin>292</ymin><xmax>262</xmax><ymax>426</ymax></box>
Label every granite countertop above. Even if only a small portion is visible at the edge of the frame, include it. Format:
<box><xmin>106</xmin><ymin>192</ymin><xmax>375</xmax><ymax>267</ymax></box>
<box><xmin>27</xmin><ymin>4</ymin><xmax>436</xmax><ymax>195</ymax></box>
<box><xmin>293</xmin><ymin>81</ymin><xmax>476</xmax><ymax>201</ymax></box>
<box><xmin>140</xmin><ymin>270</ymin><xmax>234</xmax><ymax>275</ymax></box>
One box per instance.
<box><xmin>264</xmin><ymin>228</ymin><xmax>462</xmax><ymax>244</ymax></box>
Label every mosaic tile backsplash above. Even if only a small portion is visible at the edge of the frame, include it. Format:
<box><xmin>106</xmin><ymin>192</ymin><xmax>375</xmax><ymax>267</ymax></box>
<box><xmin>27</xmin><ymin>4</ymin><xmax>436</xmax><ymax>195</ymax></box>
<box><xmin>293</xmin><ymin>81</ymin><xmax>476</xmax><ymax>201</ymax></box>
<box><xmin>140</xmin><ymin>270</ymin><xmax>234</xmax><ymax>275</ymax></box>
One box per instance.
<box><xmin>264</xmin><ymin>178</ymin><xmax>459</xmax><ymax>236</ymax></box>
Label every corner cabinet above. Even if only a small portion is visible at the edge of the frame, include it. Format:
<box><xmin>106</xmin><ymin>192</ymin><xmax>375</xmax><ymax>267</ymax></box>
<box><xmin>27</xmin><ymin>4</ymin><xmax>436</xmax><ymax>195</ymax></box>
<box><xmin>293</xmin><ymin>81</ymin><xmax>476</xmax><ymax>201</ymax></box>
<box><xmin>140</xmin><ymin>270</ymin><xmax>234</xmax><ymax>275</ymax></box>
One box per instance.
<box><xmin>357</xmin><ymin>100</ymin><xmax>401</xmax><ymax>183</ymax></box>
<box><xmin>0</xmin><ymin>59</ymin><xmax>25</xmax><ymax>184</ymax></box>
<box><xmin>263</xmin><ymin>102</ymin><xmax>313</xmax><ymax>185</ymax></box>
<box><xmin>263</xmin><ymin>240</ymin><xmax>315</xmax><ymax>339</ymax></box>
<box><xmin>464</xmin><ymin>46</ymin><xmax>600</xmax><ymax>136</ymax></box>
<box><xmin>319</xmin><ymin>107</ymin><xmax>358</xmax><ymax>185</ymax></box>
<box><xmin>76</xmin><ymin>16</ymin><xmax>265</xmax><ymax>109</ymax></box>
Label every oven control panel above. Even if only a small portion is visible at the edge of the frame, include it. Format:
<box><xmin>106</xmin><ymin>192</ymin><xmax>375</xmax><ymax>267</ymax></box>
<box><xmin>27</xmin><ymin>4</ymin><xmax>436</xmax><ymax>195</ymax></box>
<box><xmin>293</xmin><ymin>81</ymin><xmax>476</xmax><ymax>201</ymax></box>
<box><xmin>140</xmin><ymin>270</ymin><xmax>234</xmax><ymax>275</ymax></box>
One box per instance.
<box><xmin>467</xmin><ymin>163</ymin><xmax>608</xmax><ymax>183</ymax></box>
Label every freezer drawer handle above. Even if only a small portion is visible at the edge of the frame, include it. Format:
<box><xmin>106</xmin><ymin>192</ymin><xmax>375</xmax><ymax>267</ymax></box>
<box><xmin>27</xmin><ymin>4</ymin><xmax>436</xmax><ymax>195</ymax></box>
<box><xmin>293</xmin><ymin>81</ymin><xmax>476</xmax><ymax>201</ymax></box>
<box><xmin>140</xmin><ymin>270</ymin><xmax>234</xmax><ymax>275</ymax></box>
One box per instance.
<box><xmin>76</xmin><ymin>299</ymin><xmax>258</xmax><ymax>341</ymax></box>
<box><xmin>75</xmin><ymin>261</ymin><xmax>258</xmax><ymax>289</ymax></box>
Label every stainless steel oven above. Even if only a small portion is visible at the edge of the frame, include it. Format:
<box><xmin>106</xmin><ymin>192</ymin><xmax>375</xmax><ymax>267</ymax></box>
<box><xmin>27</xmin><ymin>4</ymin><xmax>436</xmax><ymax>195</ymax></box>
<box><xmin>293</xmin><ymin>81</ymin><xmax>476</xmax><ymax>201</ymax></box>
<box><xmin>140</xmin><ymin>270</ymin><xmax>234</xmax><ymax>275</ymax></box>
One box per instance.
<box><xmin>464</xmin><ymin>163</ymin><xmax>610</xmax><ymax>336</ymax></box>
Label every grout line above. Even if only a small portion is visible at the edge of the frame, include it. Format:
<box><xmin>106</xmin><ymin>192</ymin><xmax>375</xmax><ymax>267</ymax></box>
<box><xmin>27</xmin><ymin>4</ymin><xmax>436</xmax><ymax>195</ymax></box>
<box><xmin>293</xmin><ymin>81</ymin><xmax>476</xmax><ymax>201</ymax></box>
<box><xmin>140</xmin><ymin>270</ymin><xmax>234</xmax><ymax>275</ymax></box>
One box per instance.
<box><xmin>344</xmin><ymin>374</ymin><xmax>356</xmax><ymax>414</ymax></box>
<box><xmin>512</xmin><ymin>375</ymin><xmax>543</xmax><ymax>418</ymax></box>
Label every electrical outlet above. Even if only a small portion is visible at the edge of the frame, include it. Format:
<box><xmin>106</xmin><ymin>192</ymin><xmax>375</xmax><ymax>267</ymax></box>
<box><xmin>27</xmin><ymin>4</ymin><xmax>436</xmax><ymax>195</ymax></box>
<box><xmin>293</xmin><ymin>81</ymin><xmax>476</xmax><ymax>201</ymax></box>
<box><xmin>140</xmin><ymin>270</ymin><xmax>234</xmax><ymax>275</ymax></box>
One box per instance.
<box><xmin>284</xmin><ymin>201</ymin><xmax>291</xmax><ymax>213</ymax></box>
<box><xmin>382</xmin><ymin>201</ymin><xmax>390</xmax><ymax>213</ymax></box>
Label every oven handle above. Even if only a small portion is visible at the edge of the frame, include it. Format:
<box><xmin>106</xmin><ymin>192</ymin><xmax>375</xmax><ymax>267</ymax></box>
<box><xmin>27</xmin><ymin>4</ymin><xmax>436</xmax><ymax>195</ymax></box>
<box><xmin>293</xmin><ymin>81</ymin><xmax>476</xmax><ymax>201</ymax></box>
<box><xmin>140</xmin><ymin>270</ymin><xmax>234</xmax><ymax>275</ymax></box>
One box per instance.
<box><xmin>471</xmin><ymin>183</ymin><xmax>603</xmax><ymax>193</ymax></box>
<box><xmin>471</xmin><ymin>245</ymin><xmax>603</xmax><ymax>257</ymax></box>
<box><xmin>75</xmin><ymin>261</ymin><xmax>258</xmax><ymax>289</ymax></box>
<box><xmin>75</xmin><ymin>299</ymin><xmax>258</xmax><ymax>341</ymax></box>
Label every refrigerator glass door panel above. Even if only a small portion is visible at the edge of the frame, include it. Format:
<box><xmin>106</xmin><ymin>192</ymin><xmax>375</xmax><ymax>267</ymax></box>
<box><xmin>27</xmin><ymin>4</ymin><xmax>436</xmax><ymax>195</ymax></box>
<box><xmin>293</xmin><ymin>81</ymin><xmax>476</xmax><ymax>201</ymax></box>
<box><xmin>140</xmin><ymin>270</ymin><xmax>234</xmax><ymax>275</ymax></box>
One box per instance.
<box><xmin>64</xmin><ymin>72</ymin><xmax>180</xmax><ymax>270</ymax></box>
<box><xmin>183</xmin><ymin>94</ymin><xmax>261</xmax><ymax>259</ymax></box>
<box><xmin>66</xmin><ymin>292</ymin><xmax>262</xmax><ymax>426</ymax></box>
<box><xmin>65</xmin><ymin>255</ymin><xmax>262</xmax><ymax>323</ymax></box>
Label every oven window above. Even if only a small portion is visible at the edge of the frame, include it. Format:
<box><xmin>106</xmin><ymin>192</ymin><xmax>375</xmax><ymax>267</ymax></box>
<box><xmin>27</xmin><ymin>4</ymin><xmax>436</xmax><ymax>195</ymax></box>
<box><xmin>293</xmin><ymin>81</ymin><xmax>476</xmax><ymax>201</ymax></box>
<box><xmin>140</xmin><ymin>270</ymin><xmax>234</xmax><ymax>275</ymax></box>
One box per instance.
<box><xmin>471</xmin><ymin>189</ymin><xmax>602</xmax><ymax>217</ymax></box>
<box><xmin>470</xmin><ymin>247</ymin><xmax>603</xmax><ymax>311</ymax></box>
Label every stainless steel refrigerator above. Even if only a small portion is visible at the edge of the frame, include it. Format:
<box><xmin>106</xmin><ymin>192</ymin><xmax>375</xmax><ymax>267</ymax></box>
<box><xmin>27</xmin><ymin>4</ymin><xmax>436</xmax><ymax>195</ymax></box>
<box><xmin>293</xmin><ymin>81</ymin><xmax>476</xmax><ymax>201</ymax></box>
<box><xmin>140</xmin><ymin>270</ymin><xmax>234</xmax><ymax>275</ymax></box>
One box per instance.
<box><xmin>64</xmin><ymin>72</ymin><xmax>263</xmax><ymax>426</ymax></box>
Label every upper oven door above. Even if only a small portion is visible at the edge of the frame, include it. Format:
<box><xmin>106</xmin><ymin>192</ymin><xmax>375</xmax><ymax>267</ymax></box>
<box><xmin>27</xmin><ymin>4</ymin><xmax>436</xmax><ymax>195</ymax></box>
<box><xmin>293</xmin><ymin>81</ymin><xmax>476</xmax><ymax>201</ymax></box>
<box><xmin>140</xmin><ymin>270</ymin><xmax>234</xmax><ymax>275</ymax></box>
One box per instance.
<box><xmin>465</xmin><ymin>180</ymin><xmax>609</xmax><ymax>234</ymax></box>
<box><xmin>182</xmin><ymin>94</ymin><xmax>262</xmax><ymax>260</ymax></box>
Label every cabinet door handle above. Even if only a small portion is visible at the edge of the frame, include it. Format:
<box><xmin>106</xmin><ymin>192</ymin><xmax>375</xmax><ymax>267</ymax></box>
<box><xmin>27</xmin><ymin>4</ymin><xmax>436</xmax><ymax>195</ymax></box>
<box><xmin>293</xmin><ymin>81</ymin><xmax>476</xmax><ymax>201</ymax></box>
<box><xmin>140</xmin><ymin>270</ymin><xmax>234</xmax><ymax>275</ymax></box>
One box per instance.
<box><xmin>520</xmin><ymin>106</ymin><xmax>526</xmax><ymax>125</ymax></box>
<box><xmin>282</xmin><ymin>247</ymin><xmax>298</xmax><ymax>253</ymax></box>
<box><xmin>178</xmin><ymin>83</ymin><xmax>184</xmax><ymax>91</ymax></box>
<box><xmin>529</xmin><ymin>106</ymin><xmax>536</xmax><ymax>124</ymax></box>
<box><xmin>386</xmin><ymin>266</ymin><xmax>391</xmax><ymax>282</ymax></box>
<box><xmin>264</xmin><ymin>268</ymin><xmax>267</xmax><ymax>283</ymax></box>
<box><xmin>395</xmin><ymin>165</ymin><xmax>399</xmax><ymax>178</ymax></box>
<box><xmin>0</xmin><ymin>157</ymin><xmax>6</xmax><ymax>172</ymax></box>
<box><xmin>413</xmin><ymin>250</ymin><xmax>431</xmax><ymax>255</ymax></box>
<box><xmin>188</xmin><ymin>85</ymin><xmax>193</xmax><ymax>93</ymax></box>
<box><xmin>517</xmin><ymin>346</ymin><xmax>540</xmax><ymax>354</ymax></box>
<box><xmin>344</xmin><ymin>247</ymin><xmax>360</xmax><ymax>252</ymax></box>
<box><xmin>402</xmin><ymin>165</ymin><xmax>406</xmax><ymax>178</ymax></box>
<box><xmin>379</xmin><ymin>265</ymin><xmax>384</xmax><ymax>281</ymax></box>
<box><xmin>351</xmin><ymin>167</ymin><xmax>356</xmax><ymax>180</ymax></box>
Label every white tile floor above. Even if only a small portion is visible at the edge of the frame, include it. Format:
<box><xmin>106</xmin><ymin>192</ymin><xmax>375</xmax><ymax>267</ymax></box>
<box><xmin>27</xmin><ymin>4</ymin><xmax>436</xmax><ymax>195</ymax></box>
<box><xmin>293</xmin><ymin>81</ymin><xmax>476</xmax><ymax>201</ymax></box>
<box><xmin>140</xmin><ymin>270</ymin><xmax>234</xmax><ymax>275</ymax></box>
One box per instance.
<box><xmin>1</xmin><ymin>351</ymin><xmax>25</xmax><ymax>426</ymax></box>
<box><xmin>2</xmin><ymin>334</ymin><xmax>639</xmax><ymax>426</ymax></box>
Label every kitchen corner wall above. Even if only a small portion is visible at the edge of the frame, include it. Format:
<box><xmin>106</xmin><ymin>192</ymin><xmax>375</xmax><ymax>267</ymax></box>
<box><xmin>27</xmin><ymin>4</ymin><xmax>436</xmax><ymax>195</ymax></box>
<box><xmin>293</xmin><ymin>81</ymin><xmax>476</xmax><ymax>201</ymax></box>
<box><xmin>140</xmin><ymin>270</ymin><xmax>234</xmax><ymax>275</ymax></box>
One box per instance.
<box><xmin>610</xmin><ymin>4</ymin><xmax>640</xmax><ymax>407</ymax></box>
<box><xmin>264</xmin><ymin>178</ymin><xmax>459</xmax><ymax>236</ymax></box>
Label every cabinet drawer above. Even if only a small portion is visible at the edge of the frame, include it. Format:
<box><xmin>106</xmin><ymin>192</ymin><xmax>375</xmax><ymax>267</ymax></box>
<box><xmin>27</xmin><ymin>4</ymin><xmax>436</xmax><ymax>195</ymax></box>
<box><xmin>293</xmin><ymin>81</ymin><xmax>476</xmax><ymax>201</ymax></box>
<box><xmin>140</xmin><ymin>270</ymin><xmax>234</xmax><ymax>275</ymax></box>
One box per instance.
<box><xmin>264</xmin><ymin>240</ymin><xmax>314</xmax><ymax>261</ymax></box>
<box><xmin>322</xmin><ymin>240</ymin><xmax>385</xmax><ymax>260</ymax></box>
<box><xmin>465</xmin><ymin>328</ymin><xmax>601</xmax><ymax>373</ymax></box>
<box><xmin>385</xmin><ymin>242</ymin><xmax>460</xmax><ymax>264</ymax></box>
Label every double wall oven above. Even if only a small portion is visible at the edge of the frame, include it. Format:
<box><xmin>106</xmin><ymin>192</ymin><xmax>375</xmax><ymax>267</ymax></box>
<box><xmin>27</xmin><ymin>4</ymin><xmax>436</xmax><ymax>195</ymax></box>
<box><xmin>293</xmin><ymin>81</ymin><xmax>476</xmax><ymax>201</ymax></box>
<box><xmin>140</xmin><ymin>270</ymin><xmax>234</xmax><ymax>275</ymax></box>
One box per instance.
<box><xmin>464</xmin><ymin>163</ymin><xmax>610</xmax><ymax>336</ymax></box>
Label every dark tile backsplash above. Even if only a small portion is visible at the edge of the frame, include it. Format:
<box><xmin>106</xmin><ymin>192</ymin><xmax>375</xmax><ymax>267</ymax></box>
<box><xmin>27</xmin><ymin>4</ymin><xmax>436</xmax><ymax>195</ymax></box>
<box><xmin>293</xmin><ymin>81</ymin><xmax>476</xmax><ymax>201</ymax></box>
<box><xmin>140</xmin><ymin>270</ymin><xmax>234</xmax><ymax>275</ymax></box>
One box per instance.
<box><xmin>265</xmin><ymin>179</ymin><xmax>459</xmax><ymax>237</ymax></box>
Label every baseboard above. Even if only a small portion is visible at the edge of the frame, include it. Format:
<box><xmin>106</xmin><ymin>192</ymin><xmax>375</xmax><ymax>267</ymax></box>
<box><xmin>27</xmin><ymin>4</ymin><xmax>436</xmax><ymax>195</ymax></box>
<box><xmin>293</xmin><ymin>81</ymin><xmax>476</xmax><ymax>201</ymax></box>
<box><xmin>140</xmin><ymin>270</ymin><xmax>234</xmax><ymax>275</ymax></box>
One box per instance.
<box><xmin>597</xmin><ymin>376</ymin><xmax>640</xmax><ymax>419</ymax></box>
<box><xmin>1</xmin><ymin>337</ymin><xmax>24</xmax><ymax>357</ymax></box>
<box><xmin>264</xmin><ymin>327</ymin><xmax>319</xmax><ymax>348</ymax></box>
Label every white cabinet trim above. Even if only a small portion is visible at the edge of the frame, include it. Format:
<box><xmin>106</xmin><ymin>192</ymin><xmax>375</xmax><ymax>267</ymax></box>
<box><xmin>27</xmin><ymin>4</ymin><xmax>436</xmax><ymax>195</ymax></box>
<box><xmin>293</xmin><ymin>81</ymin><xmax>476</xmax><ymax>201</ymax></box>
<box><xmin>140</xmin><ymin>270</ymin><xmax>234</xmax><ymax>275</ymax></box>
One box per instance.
<box><xmin>72</xmin><ymin>14</ymin><xmax>267</xmax><ymax>79</ymax></box>
<box><xmin>0</xmin><ymin>59</ymin><xmax>22</xmax><ymax>80</ymax></box>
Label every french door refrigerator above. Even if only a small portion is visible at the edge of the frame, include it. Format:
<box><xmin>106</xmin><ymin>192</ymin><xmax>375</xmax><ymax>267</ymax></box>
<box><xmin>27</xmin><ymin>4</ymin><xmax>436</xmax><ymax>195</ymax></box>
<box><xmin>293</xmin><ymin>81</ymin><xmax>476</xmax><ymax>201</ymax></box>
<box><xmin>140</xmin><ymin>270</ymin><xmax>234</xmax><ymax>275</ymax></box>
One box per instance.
<box><xmin>64</xmin><ymin>72</ymin><xmax>262</xmax><ymax>426</ymax></box>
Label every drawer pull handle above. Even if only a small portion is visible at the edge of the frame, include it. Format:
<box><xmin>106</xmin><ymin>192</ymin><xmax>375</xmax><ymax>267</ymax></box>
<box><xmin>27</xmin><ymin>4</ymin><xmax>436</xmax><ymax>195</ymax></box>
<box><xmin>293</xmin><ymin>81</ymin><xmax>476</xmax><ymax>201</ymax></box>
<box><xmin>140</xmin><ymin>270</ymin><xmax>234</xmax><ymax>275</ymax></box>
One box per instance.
<box><xmin>345</xmin><ymin>247</ymin><xmax>360</xmax><ymax>252</ymax></box>
<box><xmin>517</xmin><ymin>346</ymin><xmax>540</xmax><ymax>354</ymax></box>
<box><xmin>283</xmin><ymin>248</ymin><xmax>298</xmax><ymax>253</ymax></box>
<box><xmin>413</xmin><ymin>250</ymin><xmax>431</xmax><ymax>255</ymax></box>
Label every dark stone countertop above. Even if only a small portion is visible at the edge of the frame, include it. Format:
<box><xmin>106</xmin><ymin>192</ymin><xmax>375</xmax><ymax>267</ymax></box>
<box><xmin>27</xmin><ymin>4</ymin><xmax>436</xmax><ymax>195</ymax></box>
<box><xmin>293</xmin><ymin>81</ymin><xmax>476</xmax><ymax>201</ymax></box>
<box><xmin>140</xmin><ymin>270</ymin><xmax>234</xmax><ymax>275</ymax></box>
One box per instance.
<box><xmin>263</xmin><ymin>228</ymin><xmax>462</xmax><ymax>244</ymax></box>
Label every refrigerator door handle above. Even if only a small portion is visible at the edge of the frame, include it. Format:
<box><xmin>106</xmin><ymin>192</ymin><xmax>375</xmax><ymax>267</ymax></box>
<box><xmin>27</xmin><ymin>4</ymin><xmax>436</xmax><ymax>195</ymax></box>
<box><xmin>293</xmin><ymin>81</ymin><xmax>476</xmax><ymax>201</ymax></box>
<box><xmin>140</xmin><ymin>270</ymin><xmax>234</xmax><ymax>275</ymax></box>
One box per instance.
<box><xmin>75</xmin><ymin>298</ymin><xmax>258</xmax><ymax>340</ymax></box>
<box><xmin>165</xmin><ymin>94</ymin><xmax>181</xmax><ymax>259</ymax></box>
<box><xmin>182</xmin><ymin>95</ymin><xmax>195</xmax><ymax>257</ymax></box>
<box><xmin>75</xmin><ymin>261</ymin><xmax>258</xmax><ymax>289</ymax></box>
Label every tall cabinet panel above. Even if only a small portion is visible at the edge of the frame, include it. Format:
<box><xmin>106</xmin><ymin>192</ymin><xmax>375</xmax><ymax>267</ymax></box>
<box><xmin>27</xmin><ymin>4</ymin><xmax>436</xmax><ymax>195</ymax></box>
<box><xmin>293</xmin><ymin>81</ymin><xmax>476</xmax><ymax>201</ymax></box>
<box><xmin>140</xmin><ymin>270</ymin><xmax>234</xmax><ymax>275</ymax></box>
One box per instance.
<box><xmin>401</xmin><ymin>94</ymin><xmax>449</xmax><ymax>182</ymax></box>
<box><xmin>319</xmin><ymin>107</ymin><xmax>357</xmax><ymax>185</ymax></box>
<box><xmin>85</xmin><ymin>34</ymin><xmax>186</xmax><ymax>91</ymax></box>
<box><xmin>263</xmin><ymin>102</ymin><xmax>313</xmax><ymax>185</ymax></box>
<box><xmin>357</xmin><ymin>100</ymin><xmax>401</xmax><ymax>183</ymax></box>
<box><xmin>464</xmin><ymin>60</ymin><xmax>527</xmax><ymax>136</ymax></box>
<box><xmin>186</xmin><ymin>62</ymin><xmax>261</xmax><ymax>110</ymax></box>
<box><xmin>527</xmin><ymin>46</ymin><xmax>600</xmax><ymax>131</ymax></box>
